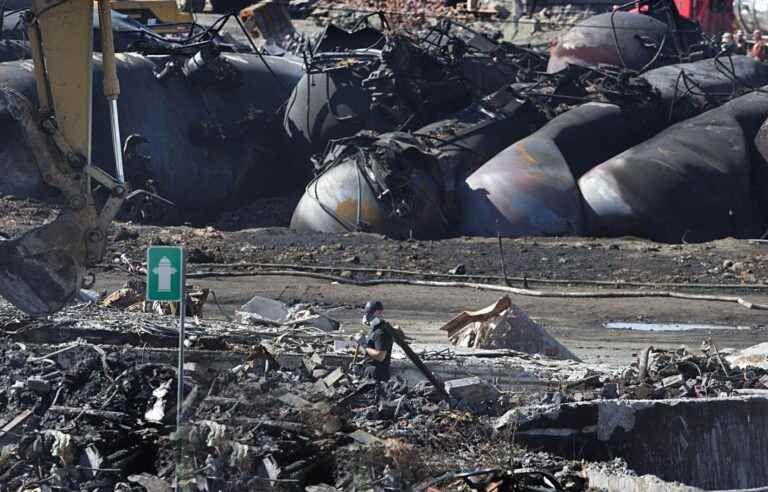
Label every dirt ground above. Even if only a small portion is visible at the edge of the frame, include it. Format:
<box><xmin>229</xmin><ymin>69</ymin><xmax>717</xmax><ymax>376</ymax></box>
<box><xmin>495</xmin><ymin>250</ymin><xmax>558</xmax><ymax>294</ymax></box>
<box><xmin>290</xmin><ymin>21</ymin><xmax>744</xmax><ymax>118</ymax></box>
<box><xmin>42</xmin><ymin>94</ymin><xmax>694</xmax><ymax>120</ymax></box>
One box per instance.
<box><xmin>2</xmin><ymin>195</ymin><xmax>768</xmax><ymax>367</ymax></box>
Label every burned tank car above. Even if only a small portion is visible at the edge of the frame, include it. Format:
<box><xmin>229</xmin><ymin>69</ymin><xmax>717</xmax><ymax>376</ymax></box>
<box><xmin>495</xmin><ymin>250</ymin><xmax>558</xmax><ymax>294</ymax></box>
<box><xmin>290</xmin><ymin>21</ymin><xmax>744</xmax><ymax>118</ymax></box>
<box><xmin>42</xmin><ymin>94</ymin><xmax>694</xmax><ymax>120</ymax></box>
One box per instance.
<box><xmin>457</xmin><ymin>56</ymin><xmax>768</xmax><ymax>238</ymax></box>
<box><xmin>283</xmin><ymin>33</ymin><xmax>473</xmax><ymax>161</ymax></box>
<box><xmin>290</xmin><ymin>89</ymin><xmax>545</xmax><ymax>238</ymax></box>
<box><xmin>457</xmin><ymin>102</ymin><xmax>652</xmax><ymax>237</ymax></box>
<box><xmin>580</xmin><ymin>88</ymin><xmax>768</xmax><ymax>243</ymax></box>
<box><xmin>548</xmin><ymin>12</ymin><xmax>674</xmax><ymax>73</ymax></box>
<box><xmin>0</xmin><ymin>52</ymin><xmax>305</xmax><ymax>213</ymax></box>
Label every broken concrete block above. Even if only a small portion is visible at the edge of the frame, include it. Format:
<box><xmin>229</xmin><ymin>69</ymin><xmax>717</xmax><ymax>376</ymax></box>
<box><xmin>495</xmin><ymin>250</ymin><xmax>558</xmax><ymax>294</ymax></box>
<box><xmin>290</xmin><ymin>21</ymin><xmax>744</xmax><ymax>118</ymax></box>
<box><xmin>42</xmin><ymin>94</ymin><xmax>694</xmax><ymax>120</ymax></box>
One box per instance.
<box><xmin>348</xmin><ymin>430</ymin><xmax>382</xmax><ymax>446</ymax></box>
<box><xmin>303</xmin><ymin>353</ymin><xmax>324</xmax><ymax>374</ymax></box>
<box><xmin>237</xmin><ymin>295</ymin><xmax>290</xmax><ymax>324</ymax></box>
<box><xmin>445</xmin><ymin>377</ymin><xmax>499</xmax><ymax>403</ymax></box>
<box><xmin>322</xmin><ymin>367</ymin><xmax>345</xmax><ymax>388</ymax></box>
<box><xmin>236</xmin><ymin>296</ymin><xmax>340</xmax><ymax>331</ymax></box>
<box><xmin>573</xmin><ymin>391</ymin><xmax>596</xmax><ymax>402</ymax></box>
<box><xmin>183</xmin><ymin>362</ymin><xmax>214</xmax><ymax>384</ymax></box>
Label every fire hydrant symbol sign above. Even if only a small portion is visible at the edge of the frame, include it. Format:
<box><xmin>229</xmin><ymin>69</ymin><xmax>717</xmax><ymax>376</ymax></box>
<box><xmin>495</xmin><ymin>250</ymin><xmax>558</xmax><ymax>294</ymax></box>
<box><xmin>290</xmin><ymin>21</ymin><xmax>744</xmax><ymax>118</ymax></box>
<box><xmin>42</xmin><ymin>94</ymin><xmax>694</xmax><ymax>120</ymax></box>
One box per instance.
<box><xmin>146</xmin><ymin>246</ymin><xmax>183</xmax><ymax>301</ymax></box>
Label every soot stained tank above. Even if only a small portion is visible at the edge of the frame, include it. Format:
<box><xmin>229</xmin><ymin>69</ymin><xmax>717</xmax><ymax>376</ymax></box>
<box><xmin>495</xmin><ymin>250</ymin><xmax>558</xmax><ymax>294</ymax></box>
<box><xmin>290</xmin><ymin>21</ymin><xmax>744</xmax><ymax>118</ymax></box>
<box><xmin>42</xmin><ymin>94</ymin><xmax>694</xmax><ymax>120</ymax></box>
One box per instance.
<box><xmin>457</xmin><ymin>56</ymin><xmax>768</xmax><ymax>238</ymax></box>
<box><xmin>579</xmin><ymin>88</ymin><xmax>768</xmax><ymax>243</ymax></box>
<box><xmin>457</xmin><ymin>102</ymin><xmax>656</xmax><ymax>237</ymax></box>
<box><xmin>290</xmin><ymin>89</ymin><xmax>545</xmax><ymax>238</ymax></box>
<box><xmin>283</xmin><ymin>34</ymin><xmax>472</xmax><ymax>162</ymax></box>
<box><xmin>547</xmin><ymin>12</ymin><xmax>672</xmax><ymax>73</ymax></box>
<box><xmin>0</xmin><ymin>52</ymin><xmax>305</xmax><ymax>213</ymax></box>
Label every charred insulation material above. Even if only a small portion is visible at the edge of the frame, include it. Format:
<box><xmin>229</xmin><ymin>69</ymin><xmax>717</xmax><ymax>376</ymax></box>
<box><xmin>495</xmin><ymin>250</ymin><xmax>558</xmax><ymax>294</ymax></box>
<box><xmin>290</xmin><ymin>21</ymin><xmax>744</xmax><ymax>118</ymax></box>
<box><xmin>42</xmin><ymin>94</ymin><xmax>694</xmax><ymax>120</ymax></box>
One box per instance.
<box><xmin>290</xmin><ymin>88</ymin><xmax>545</xmax><ymax>238</ymax></box>
<box><xmin>0</xmin><ymin>52</ymin><xmax>305</xmax><ymax>215</ymax></box>
<box><xmin>580</xmin><ymin>87</ymin><xmax>768</xmax><ymax>243</ymax></box>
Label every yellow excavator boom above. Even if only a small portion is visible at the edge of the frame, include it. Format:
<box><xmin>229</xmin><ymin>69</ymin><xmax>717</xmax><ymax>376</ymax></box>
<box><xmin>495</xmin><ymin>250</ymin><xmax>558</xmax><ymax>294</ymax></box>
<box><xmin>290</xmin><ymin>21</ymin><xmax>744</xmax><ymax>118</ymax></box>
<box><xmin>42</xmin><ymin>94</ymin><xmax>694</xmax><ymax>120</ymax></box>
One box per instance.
<box><xmin>0</xmin><ymin>0</ymin><xmax>127</xmax><ymax>316</ymax></box>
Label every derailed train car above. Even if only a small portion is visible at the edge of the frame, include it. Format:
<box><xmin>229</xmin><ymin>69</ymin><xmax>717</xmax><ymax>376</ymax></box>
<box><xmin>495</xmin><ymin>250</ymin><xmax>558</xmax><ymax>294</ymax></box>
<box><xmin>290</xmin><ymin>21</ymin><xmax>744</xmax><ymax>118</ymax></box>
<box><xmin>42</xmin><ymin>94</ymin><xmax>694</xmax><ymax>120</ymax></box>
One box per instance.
<box><xmin>457</xmin><ymin>56</ymin><xmax>768</xmax><ymax>238</ymax></box>
<box><xmin>0</xmin><ymin>51</ymin><xmax>304</xmax><ymax>215</ymax></box>
<box><xmin>580</xmin><ymin>88</ymin><xmax>768</xmax><ymax>242</ymax></box>
<box><xmin>283</xmin><ymin>21</ymin><xmax>548</xmax><ymax>164</ymax></box>
<box><xmin>290</xmin><ymin>88</ymin><xmax>546</xmax><ymax>238</ymax></box>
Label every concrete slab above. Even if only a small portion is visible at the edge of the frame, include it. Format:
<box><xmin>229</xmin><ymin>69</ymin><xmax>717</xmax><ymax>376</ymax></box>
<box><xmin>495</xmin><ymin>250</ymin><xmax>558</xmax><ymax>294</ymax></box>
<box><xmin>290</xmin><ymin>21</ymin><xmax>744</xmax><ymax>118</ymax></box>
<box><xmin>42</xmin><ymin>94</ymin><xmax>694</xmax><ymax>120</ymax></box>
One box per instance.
<box><xmin>497</xmin><ymin>396</ymin><xmax>768</xmax><ymax>490</ymax></box>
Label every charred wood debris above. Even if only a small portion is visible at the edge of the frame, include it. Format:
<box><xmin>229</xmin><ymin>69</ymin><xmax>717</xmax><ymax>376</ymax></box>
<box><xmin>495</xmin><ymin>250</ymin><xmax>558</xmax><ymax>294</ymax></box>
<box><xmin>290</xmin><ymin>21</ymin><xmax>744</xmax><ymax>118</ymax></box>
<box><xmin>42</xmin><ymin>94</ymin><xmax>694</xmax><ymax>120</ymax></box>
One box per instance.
<box><xmin>0</xmin><ymin>296</ymin><xmax>767</xmax><ymax>491</ymax></box>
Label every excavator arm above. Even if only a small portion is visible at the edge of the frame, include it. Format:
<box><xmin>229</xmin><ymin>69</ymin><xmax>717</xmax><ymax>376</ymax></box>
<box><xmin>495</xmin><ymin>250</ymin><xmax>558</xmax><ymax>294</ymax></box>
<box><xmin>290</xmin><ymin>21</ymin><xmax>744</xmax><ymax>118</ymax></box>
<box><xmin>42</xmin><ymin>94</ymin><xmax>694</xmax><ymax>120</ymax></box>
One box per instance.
<box><xmin>0</xmin><ymin>0</ymin><xmax>126</xmax><ymax>316</ymax></box>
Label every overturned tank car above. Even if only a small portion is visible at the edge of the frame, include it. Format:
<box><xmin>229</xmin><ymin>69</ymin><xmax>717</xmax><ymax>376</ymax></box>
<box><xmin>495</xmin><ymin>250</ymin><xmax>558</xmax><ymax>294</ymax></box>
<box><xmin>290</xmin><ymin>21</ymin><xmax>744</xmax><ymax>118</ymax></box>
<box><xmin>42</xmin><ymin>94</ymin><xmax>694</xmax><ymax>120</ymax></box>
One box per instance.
<box><xmin>0</xmin><ymin>50</ymin><xmax>304</xmax><ymax>216</ymax></box>
<box><xmin>290</xmin><ymin>87</ymin><xmax>545</xmax><ymax>238</ymax></box>
<box><xmin>548</xmin><ymin>7</ymin><xmax>707</xmax><ymax>74</ymax></box>
<box><xmin>580</xmin><ymin>87</ymin><xmax>768</xmax><ymax>242</ymax></box>
<box><xmin>284</xmin><ymin>21</ymin><xmax>547</xmax><ymax>164</ymax></box>
<box><xmin>458</xmin><ymin>56</ymin><xmax>768</xmax><ymax>238</ymax></box>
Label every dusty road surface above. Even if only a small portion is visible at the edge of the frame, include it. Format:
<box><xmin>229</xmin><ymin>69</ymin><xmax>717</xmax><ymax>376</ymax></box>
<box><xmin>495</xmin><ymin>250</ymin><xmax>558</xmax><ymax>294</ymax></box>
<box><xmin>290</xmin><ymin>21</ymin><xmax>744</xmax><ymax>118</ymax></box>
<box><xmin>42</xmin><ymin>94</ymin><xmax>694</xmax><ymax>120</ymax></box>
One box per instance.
<box><xmin>2</xmin><ymin>196</ymin><xmax>767</xmax><ymax>367</ymax></box>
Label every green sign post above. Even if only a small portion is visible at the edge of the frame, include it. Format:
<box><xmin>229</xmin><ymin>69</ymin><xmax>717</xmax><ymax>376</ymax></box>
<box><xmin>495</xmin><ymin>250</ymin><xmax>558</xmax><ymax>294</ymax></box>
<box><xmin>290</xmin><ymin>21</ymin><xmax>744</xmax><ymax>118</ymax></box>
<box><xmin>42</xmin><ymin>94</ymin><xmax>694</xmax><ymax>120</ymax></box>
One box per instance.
<box><xmin>146</xmin><ymin>246</ymin><xmax>184</xmax><ymax>302</ymax></box>
<box><xmin>146</xmin><ymin>246</ymin><xmax>186</xmax><ymax>489</ymax></box>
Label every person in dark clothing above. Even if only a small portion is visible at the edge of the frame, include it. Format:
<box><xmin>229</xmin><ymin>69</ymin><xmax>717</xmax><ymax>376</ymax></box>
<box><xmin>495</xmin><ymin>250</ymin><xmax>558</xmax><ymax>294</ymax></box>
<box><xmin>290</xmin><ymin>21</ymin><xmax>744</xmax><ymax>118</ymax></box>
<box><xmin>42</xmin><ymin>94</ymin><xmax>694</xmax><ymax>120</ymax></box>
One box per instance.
<box><xmin>360</xmin><ymin>300</ymin><xmax>394</xmax><ymax>383</ymax></box>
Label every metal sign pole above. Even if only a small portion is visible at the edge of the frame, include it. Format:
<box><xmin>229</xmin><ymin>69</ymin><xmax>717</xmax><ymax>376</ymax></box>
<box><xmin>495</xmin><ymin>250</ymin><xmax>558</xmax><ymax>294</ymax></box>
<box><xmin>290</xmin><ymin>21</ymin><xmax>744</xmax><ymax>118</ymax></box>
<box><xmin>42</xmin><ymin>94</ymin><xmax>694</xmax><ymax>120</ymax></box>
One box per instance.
<box><xmin>175</xmin><ymin>249</ymin><xmax>185</xmax><ymax>492</ymax></box>
<box><xmin>145</xmin><ymin>245</ymin><xmax>186</xmax><ymax>490</ymax></box>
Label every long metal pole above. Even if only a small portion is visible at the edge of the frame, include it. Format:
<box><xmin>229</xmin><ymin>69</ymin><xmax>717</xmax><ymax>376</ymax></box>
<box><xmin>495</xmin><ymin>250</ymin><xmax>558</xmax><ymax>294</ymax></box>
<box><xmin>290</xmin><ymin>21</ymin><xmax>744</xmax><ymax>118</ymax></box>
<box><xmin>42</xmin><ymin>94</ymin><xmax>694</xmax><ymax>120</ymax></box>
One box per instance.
<box><xmin>175</xmin><ymin>251</ymin><xmax>186</xmax><ymax>491</ymax></box>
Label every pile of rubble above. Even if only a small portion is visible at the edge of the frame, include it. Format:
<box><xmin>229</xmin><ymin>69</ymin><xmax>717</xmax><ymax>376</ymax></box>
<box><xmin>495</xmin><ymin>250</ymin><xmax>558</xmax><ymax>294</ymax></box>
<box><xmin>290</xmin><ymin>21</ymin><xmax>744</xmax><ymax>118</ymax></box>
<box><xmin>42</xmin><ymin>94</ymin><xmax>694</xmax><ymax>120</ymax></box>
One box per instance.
<box><xmin>2</xmin><ymin>292</ymin><xmax>768</xmax><ymax>489</ymax></box>
<box><xmin>0</xmin><ymin>310</ymin><xmax>591</xmax><ymax>490</ymax></box>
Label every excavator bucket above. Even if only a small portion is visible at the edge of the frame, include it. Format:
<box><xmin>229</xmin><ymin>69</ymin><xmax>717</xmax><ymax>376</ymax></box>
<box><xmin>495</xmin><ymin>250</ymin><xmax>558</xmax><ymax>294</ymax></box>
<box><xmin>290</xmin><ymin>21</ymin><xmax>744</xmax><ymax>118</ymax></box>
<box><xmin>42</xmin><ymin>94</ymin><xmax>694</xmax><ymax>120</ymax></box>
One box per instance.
<box><xmin>0</xmin><ymin>212</ymin><xmax>89</xmax><ymax>317</ymax></box>
<box><xmin>0</xmin><ymin>88</ymin><xmax>98</xmax><ymax>317</ymax></box>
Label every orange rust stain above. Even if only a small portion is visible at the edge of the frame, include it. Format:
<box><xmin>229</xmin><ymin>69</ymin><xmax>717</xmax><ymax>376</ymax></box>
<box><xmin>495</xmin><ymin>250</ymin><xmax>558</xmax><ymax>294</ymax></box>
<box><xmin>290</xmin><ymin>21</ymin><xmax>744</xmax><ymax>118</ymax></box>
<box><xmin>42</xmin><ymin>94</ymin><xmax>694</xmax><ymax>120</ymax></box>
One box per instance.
<box><xmin>335</xmin><ymin>199</ymin><xmax>384</xmax><ymax>226</ymax></box>
<box><xmin>515</xmin><ymin>142</ymin><xmax>539</xmax><ymax>166</ymax></box>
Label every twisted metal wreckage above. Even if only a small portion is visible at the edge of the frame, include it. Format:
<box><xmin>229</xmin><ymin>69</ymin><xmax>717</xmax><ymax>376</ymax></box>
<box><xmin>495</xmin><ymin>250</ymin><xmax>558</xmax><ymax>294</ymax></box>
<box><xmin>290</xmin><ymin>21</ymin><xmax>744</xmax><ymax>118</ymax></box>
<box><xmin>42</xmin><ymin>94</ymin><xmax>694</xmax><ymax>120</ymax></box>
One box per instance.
<box><xmin>288</xmin><ymin>6</ymin><xmax>768</xmax><ymax>242</ymax></box>
<box><xmin>1</xmin><ymin>4</ymin><xmax>768</xmax><ymax>242</ymax></box>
